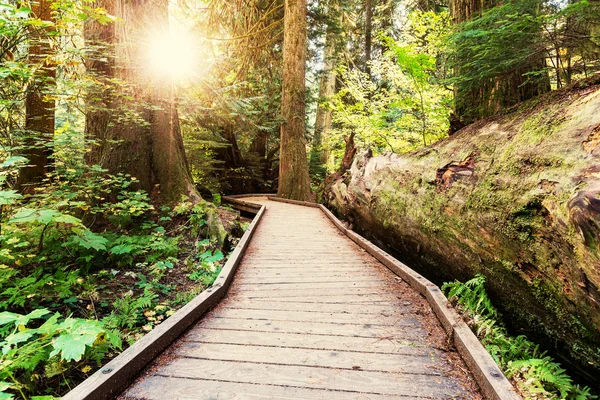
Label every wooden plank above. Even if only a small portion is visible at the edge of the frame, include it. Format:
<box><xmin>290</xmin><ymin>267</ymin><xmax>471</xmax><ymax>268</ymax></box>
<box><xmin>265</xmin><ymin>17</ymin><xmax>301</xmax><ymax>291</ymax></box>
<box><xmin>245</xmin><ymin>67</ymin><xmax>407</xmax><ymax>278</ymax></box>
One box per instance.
<box><xmin>209</xmin><ymin>307</ymin><xmax>420</xmax><ymax>326</ymax></box>
<box><xmin>235</xmin><ymin>276</ymin><xmax>382</xmax><ymax>285</ymax></box>
<box><xmin>230</xmin><ymin>289</ymin><xmax>399</xmax><ymax>299</ymax></box>
<box><xmin>237</xmin><ymin>271</ymin><xmax>382</xmax><ymax>279</ymax></box>
<box><xmin>238</xmin><ymin>265</ymin><xmax>380</xmax><ymax>271</ymax></box>
<box><xmin>154</xmin><ymin>358</ymin><xmax>466</xmax><ymax>398</ymax></box>
<box><xmin>221</xmin><ymin>299</ymin><xmax>414</xmax><ymax>314</ymax></box>
<box><xmin>239</xmin><ymin>260</ymin><xmax>379</xmax><ymax>265</ymax></box>
<box><xmin>242</xmin><ymin>259</ymin><xmax>374</xmax><ymax>264</ymax></box>
<box><xmin>182</xmin><ymin>328</ymin><xmax>435</xmax><ymax>356</ymax></box>
<box><xmin>123</xmin><ymin>375</ymin><xmax>436</xmax><ymax>400</ymax></box>
<box><xmin>174</xmin><ymin>342</ymin><xmax>447</xmax><ymax>375</ymax></box>
<box><xmin>197</xmin><ymin>317</ymin><xmax>427</xmax><ymax>341</ymax></box>
<box><xmin>232</xmin><ymin>281</ymin><xmax>385</xmax><ymax>291</ymax></box>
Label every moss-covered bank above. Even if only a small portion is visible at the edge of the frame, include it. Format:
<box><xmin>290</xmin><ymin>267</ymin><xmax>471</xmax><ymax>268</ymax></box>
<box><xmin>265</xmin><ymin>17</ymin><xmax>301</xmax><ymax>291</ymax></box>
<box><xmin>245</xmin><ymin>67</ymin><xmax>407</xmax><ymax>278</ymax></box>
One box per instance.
<box><xmin>323</xmin><ymin>81</ymin><xmax>600</xmax><ymax>387</ymax></box>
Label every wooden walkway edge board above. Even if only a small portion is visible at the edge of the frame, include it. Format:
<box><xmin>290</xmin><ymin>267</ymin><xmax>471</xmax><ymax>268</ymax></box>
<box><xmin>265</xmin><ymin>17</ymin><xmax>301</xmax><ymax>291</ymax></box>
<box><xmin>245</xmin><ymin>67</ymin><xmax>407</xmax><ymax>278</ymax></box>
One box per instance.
<box><xmin>269</xmin><ymin>196</ymin><xmax>520</xmax><ymax>400</ymax></box>
<box><xmin>62</xmin><ymin>203</ymin><xmax>267</xmax><ymax>400</ymax></box>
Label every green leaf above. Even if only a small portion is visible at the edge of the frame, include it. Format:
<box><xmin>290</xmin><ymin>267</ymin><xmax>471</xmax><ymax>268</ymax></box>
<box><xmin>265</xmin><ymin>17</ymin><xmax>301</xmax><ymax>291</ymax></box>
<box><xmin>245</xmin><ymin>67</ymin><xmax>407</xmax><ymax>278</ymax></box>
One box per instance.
<box><xmin>105</xmin><ymin>330</ymin><xmax>122</xmax><ymax>350</ymax></box>
<box><xmin>2</xmin><ymin>332</ymin><xmax>34</xmax><ymax>354</ymax></box>
<box><xmin>0</xmin><ymin>312</ymin><xmax>20</xmax><ymax>327</ymax></box>
<box><xmin>205</xmin><ymin>250</ymin><xmax>224</xmax><ymax>263</ymax></box>
<box><xmin>71</xmin><ymin>229</ymin><xmax>108</xmax><ymax>251</ymax></box>
<box><xmin>0</xmin><ymin>309</ymin><xmax>50</xmax><ymax>328</ymax></box>
<box><xmin>110</xmin><ymin>244</ymin><xmax>135</xmax><ymax>255</ymax></box>
<box><xmin>0</xmin><ymin>156</ymin><xmax>27</xmax><ymax>169</ymax></box>
<box><xmin>9</xmin><ymin>209</ymin><xmax>82</xmax><ymax>226</ymax></box>
<box><xmin>0</xmin><ymin>191</ymin><xmax>22</xmax><ymax>206</ymax></box>
<box><xmin>50</xmin><ymin>328</ymin><xmax>100</xmax><ymax>362</ymax></box>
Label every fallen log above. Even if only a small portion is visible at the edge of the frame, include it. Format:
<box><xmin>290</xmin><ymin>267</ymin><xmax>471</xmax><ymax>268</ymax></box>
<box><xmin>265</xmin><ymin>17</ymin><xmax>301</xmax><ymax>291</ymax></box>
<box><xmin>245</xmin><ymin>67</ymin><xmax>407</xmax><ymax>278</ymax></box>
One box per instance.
<box><xmin>323</xmin><ymin>80</ymin><xmax>600</xmax><ymax>386</ymax></box>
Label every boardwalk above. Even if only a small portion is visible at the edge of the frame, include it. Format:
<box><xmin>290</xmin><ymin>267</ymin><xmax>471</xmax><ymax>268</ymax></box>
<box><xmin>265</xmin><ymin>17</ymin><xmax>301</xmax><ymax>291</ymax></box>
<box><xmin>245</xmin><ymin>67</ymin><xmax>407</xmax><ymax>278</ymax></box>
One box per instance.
<box><xmin>121</xmin><ymin>197</ymin><xmax>482</xmax><ymax>399</ymax></box>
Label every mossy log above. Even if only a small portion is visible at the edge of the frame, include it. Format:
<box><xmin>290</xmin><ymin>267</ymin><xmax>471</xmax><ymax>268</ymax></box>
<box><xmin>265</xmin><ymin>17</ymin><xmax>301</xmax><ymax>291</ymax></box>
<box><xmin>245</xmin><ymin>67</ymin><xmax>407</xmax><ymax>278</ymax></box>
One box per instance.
<box><xmin>323</xmin><ymin>82</ymin><xmax>600</xmax><ymax>384</ymax></box>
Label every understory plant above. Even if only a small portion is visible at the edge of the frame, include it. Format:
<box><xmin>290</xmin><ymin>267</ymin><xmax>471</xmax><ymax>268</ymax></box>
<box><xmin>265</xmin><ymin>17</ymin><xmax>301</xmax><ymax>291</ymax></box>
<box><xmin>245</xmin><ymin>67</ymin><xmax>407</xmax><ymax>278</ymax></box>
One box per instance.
<box><xmin>443</xmin><ymin>275</ymin><xmax>596</xmax><ymax>400</ymax></box>
<box><xmin>0</xmin><ymin>309</ymin><xmax>121</xmax><ymax>400</ymax></box>
<box><xmin>0</xmin><ymin>162</ymin><xmax>234</xmax><ymax>397</ymax></box>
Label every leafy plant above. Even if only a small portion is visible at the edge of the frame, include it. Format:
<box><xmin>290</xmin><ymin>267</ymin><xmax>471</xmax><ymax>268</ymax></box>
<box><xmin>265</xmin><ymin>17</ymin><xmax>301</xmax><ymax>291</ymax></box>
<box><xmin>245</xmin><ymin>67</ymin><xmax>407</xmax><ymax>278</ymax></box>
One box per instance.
<box><xmin>443</xmin><ymin>275</ymin><xmax>595</xmax><ymax>399</ymax></box>
<box><xmin>0</xmin><ymin>309</ymin><xmax>121</xmax><ymax>400</ymax></box>
<box><xmin>187</xmin><ymin>248</ymin><xmax>224</xmax><ymax>287</ymax></box>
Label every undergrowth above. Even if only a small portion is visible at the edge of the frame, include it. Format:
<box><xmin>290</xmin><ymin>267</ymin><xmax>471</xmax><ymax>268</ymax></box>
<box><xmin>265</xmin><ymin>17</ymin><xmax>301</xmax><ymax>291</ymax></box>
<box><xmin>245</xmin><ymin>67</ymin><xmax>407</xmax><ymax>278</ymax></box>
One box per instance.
<box><xmin>443</xmin><ymin>275</ymin><xmax>596</xmax><ymax>400</ymax></box>
<box><xmin>0</xmin><ymin>162</ymin><xmax>243</xmax><ymax>399</ymax></box>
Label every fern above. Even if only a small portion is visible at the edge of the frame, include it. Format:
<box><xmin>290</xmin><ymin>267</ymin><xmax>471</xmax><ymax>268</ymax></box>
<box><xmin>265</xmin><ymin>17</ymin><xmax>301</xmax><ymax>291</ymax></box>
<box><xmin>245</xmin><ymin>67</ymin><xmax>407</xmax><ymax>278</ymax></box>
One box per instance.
<box><xmin>443</xmin><ymin>275</ymin><xmax>596</xmax><ymax>400</ymax></box>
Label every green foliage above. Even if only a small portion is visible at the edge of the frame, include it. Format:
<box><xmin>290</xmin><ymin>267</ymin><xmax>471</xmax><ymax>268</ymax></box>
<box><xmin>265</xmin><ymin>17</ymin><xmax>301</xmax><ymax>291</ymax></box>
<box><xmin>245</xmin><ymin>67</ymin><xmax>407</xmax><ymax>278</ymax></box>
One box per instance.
<box><xmin>0</xmin><ymin>160</ymin><xmax>234</xmax><ymax>396</ymax></box>
<box><xmin>324</xmin><ymin>11</ymin><xmax>451</xmax><ymax>169</ymax></box>
<box><xmin>443</xmin><ymin>275</ymin><xmax>595</xmax><ymax>399</ymax></box>
<box><xmin>0</xmin><ymin>309</ymin><xmax>120</xmax><ymax>399</ymax></box>
<box><xmin>450</xmin><ymin>0</ymin><xmax>545</xmax><ymax>89</ymax></box>
<box><xmin>187</xmin><ymin>247</ymin><xmax>224</xmax><ymax>287</ymax></box>
<box><xmin>102</xmin><ymin>289</ymin><xmax>157</xmax><ymax>331</ymax></box>
<box><xmin>449</xmin><ymin>0</ymin><xmax>600</xmax><ymax>119</ymax></box>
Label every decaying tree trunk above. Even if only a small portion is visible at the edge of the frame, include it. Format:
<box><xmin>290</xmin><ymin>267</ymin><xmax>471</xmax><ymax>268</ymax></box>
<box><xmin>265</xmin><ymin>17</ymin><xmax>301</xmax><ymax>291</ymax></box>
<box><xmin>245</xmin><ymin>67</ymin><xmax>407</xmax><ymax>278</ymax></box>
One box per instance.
<box><xmin>323</xmin><ymin>81</ymin><xmax>600</xmax><ymax>386</ymax></box>
<box><xmin>16</xmin><ymin>0</ymin><xmax>56</xmax><ymax>192</ymax></box>
<box><xmin>84</xmin><ymin>0</ymin><xmax>199</xmax><ymax>204</ymax></box>
<box><xmin>278</xmin><ymin>0</ymin><xmax>311</xmax><ymax>200</ymax></box>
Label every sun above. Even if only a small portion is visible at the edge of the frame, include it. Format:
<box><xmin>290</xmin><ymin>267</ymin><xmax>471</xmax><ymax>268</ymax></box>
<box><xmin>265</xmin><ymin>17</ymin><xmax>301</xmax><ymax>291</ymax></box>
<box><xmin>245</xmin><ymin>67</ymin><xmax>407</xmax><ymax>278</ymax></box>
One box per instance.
<box><xmin>145</xmin><ymin>29</ymin><xmax>199</xmax><ymax>82</ymax></box>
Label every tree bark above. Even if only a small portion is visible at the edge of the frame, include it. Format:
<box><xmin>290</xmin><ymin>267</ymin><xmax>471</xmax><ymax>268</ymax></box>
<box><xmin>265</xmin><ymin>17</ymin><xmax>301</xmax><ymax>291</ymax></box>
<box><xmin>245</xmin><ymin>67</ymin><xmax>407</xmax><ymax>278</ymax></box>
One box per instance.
<box><xmin>16</xmin><ymin>0</ymin><xmax>55</xmax><ymax>192</ymax></box>
<box><xmin>323</xmin><ymin>82</ymin><xmax>600</xmax><ymax>388</ymax></box>
<box><xmin>278</xmin><ymin>0</ymin><xmax>311</xmax><ymax>200</ymax></box>
<box><xmin>364</xmin><ymin>0</ymin><xmax>373</xmax><ymax>76</ymax></box>
<box><xmin>84</xmin><ymin>0</ymin><xmax>199</xmax><ymax>204</ymax></box>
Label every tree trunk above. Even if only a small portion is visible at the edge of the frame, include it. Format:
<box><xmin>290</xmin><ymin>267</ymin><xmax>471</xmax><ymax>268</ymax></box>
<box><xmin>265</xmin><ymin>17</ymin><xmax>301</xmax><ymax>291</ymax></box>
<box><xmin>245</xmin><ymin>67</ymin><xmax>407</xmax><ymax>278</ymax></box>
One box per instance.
<box><xmin>84</xmin><ymin>0</ymin><xmax>199</xmax><ymax>204</ymax></box>
<box><xmin>364</xmin><ymin>0</ymin><xmax>373</xmax><ymax>76</ymax></box>
<box><xmin>16</xmin><ymin>0</ymin><xmax>55</xmax><ymax>192</ymax></box>
<box><xmin>278</xmin><ymin>0</ymin><xmax>311</xmax><ymax>200</ymax></box>
<box><xmin>249</xmin><ymin>131</ymin><xmax>268</xmax><ymax>159</ymax></box>
<box><xmin>323</xmin><ymin>82</ymin><xmax>600</xmax><ymax>388</ymax></box>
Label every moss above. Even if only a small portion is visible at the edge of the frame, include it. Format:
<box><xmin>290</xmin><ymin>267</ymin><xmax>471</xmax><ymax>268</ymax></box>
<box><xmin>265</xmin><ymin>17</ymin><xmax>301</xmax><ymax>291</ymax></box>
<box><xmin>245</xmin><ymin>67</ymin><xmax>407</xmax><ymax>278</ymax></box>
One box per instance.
<box><xmin>465</xmin><ymin>177</ymin><xmax>515</xmax><ymax>212</ymax></box>
<box><xmin>502</xmin><ymin>199</ymin><xmax>548</xmax><ymax>242</ymax></box>
<box><xmin>518</xmin><ymin>103</ymin><xmax>565</xmax><ymax>144</ymax></box>
<box><xmin>206</xmin><ymin>206</ymin><xmax>227</xmax><ymax>249</ymax></box>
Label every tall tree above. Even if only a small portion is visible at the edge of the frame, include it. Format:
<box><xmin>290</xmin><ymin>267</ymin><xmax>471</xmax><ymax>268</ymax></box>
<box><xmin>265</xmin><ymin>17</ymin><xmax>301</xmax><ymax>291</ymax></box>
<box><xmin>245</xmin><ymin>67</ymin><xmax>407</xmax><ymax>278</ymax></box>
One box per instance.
<box><xmin>278</xmin><ymin>0</ymin><xmax>311</xmax><ymax>200</ymax></box>
<box><xmin>450</xmin><ymin>0</ymin><xmax>550</xmax><ymax>124</ymax></box>
<box><xmin>15</xmin><ymin>0</ymin><xmax>56</xmax><ymax>192</ymax></box>
<box><xmin>364</xmin><ymin>0</ymin><xmax>373</xmax><ymax>75</ymax></box>
<box><xmin>84</xmin><ymin>0</ymin><xmax>199</xmax><ymax>203</ymax></box>
<box><xmin>313</xmin><ymin>0</ymin><xmax>342</xmax><ymax>169</ymax></box>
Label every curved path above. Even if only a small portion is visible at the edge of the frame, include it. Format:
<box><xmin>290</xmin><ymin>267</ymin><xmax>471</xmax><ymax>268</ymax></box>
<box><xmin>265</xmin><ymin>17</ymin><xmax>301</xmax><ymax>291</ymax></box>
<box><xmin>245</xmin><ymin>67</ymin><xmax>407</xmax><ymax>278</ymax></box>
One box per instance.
<box><xmin>121</xmin><ymin>197</ymin><xmax>482</xmax><ymax>399</ymax></box>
